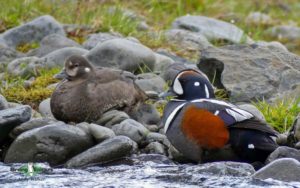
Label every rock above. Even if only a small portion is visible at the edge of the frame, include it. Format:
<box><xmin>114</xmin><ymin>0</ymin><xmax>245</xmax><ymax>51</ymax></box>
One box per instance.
<box><xmin>0</xmin><ymin>47</ymin><xmax>23</xmax><ymax>69</ymax></box>
<box><xmin>255</xmin><ymin>41</ymin><xmax>288</xmax><ymax>52</ymax></box>
<box><xmin>145</xmin><ymin>124</ymin><xmax>159</xmax><ymax>132</ymax></box>
<box><xmin>39</xmin><ymin>98</ymin><xmax>54</xmax><ymax>118</ymax></box>
<box><xmin>245</xmin><ymin>12</ymin><xmax>273</xmax><ymax>26</ymax></box>
<box><xmin>194</xmin><ymin>161</ymin><xmax>255</xmax><ymax>176</ymax></box>
<box><xmin>161</xmin><ymin>62</ymin><xmax>205</xmax><ymax>83</ymax></box>
<box><xmin>157</xmin><ymin>49</ymin><xmax>195</xmax><ymax>65</ymax></box>
<box><xmin>137</xmin><ymin>21</ymin><xmax>149</xmax><ymax>31</ymax></box>
<box><xmin>7</xmin><ymin>57</ymin><xmax>45</xmax><ymax>77</ymax></box>
<box><xmin>4</xmin><ymin>123</ymin><xmax>93</xmax><ymax>165</ymax></box>
<box><xmin>76</xmin><ymin>123</ymin><xmax>115</xmax><ymax>143</ymax></box>
<box><xmin>136</xmin><ymin>73</ymin><xmax>166</xmax><ymax>93</ymax></box>
<box><xmin>28</xmin><ymin>34</ymin><xmax>80</xmax><ymax>57</ymax></box>
<box><xmin>129</xmin><ymin>103</ymin><xmax>161</xmax><ymax>125</ymax></box>
<box><xmin>253</xmin><ymin>158</ymin><xmax>300</xmax><ymax>182</ymax></box>
<box><xmin>168</xmin><ymin>144</ymin><xmax>191</xmax><ymax>163</ymax></box>
<box><xmin>65</xmin><ymin>136</ymin><xmax>137</xmax><ymax>168</ymax></box>
<box><xmin>146</xmin><ymin>132</ymin><xmax>170</xmax><ymax>146</ymax></box>
<box><xmin>165</xmin><ymin>29</ymin><xmax>212</xmax><ymax>50</ymax></box>
<box><xmin>198</xmin><ymin>45</ymin><xmax>300</xmax><ymax>102</ymax></box>
<box><xmin>42</xmin><ymin>47</ymin><xmax>89</xmax><ymax>68</ymax></box>
<box><xmin>0</xmin><ymin>105</ymin><xmax>32</xmax><ymax>143</ymax></box>
<box><xmin>266</xmin><ymin>146</ymin><xmax>300</xmax><ymax>163</ymax></box>
<box><xmin>153</xmin><ymin>53</ymin><xmax>175</xmax><ymax>73</ymax></box>
<box><xmin>95</xmin><ymin>110</ymin><xmax>129</xmax><ymax>128</ymax></box>
<box><xmin>144</xmin><ymin>142</ymin><xmax>166</xmax><ymax>155</ymax></box>
<box><xmin>10</xmin><ymin>118</ymin><xmax>59</xmax><ymax>139</ymax></box>
<box><xmin>266</xmin><ymin>25</ymin><xmax>300</xmax><ymax>41</ymax></box>
<box><xmin>83</xmin><ymin>32</ymin><xmax>123</xmax><ymax>50</ymax></box>
<box><xmin>112</xmin><ymin>119</ymin><xmax>149</xmax><ymax>145</ymax></box>
<box><xmin>85</xmin><ymin>39</ymin><xmax>156</xmax><ymax>73</ymax></box>
<box><xmin>276</xmin><ymin>133</ymin><xmax>288</xmax><ymax>145</ymax></box>
<box><xmin>0</xmin><ymin>15</ymin><xmax>65</xmax><ymax>48</ymax></box>
<box><xmin>0</xmin><ymin>94</ymin><xmax>8</xmax><ymax>110</ymax></box>
<box><xmin>287</xmin><ymin>115</ymin><xmax>300</xmax><ymax>147</ymax></box>
<box><xmin>172</xmin><ymin>15</ymin><xmax>250</xmax><ymax>44</ymax></box>
<box><xmin>237</xmin><ymin>103</ymin><xmax>265</xmax><ymax>121</ymax></box>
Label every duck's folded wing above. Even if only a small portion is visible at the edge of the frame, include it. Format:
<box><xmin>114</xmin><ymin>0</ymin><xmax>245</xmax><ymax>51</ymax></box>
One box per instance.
<box><xmin>191</xmin><ymin>99</ymin><xmax>278</xmax><ymax>136</ymax></box>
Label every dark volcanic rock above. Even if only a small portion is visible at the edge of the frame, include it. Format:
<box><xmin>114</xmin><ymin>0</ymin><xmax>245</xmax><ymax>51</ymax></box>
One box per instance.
<box><xmin>0</xmin><ymin>105</ymin><xmax>32</xmax><ymax>143</ymax></box>
<box><xmin>253</xmin><ymin>158</ymin><xmax>300</xmax><ymax>182</ymax></box>
<box><xmin>4</xmin><ymin>123</ymin><xmax>93</xmax><ymax>165</ymax></box>
<box><xmin>198</xmin><ymin>45</ymin><xmax>300</xmax><ymax>102</ymax></box>
<box><xmin>65</xmin><ymin>136</ymin><xmax>137</xmax><ymax>168</ymax></box>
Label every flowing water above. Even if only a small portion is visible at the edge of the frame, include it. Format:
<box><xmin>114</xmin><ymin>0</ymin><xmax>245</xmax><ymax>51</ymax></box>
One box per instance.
<box><xmin>0</xmin><ymin>162</ymin><xmax>299</xmax><ymax>188</ymax></box>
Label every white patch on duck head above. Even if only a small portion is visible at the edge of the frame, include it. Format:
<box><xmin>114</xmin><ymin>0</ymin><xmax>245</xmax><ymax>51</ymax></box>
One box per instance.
<box><xmin>194</xmin><ymin>82</ymin><xmax>200</xmax><ymax>86</ymax></box>
<box><xmin>204</xmin><ymin>84</ymin><xmax>210</xmax><ymax>98</ymax></box>
<box><xmin>85</xmin><ymin>67</ymin><xmax>91</xmax><ymax>73</ymax></box>
<box><xmin>173</xmin><ymin>72</ymin><xmax>184</xmax><ymax>95</ymax></box>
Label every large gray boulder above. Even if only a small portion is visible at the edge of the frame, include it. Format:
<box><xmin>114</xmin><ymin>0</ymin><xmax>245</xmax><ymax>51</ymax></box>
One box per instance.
<box><xmin>65</xmin><ymin>136</ymin><xmax>137</xmax><ymax>168</ymax></box>
<box><xmin>253</xmin><ymin>158</ymin><xmax>300</xmax><ymax>182</ymax></box>
<box><xmin>198</xmin><ymin>45</ymin><xmax>300</xmax><ymax>102</ymax></box>
<box><xmin>266</xmin><ymin>146</ymin><xmax>300</xmax><ymax>163</ymax></box>
<box><xmin>165</xmin><ymin>29</ymin><xmax>212</xmax><ymax>50</ymax></box>
<box><xmin>28</xmin><ymin>34</ymin><xmax>81</xmax><ymax>57</ymax></box>
<box><xmin>172</xmin><ymin>15</ymin><xmax>250</xmax><ymax>44</ymax></box>
<box><xmin>266</xmin><ymin>25</ymin><xmax>300</xmax><ymax>41</ymax></box>
<box><xmin>0</xmin><ymin>105</ymin><xmax>32</xmax><ymax>143</ymax></box>
<box><xmin>136</xmin><ymin>73</ymin><xmax>166</xmax><ymax>93</ymax></box>
<box><xmin>7</xmin><ymin>57</ymin><xmax>45</xmax><ymax>77</ymax></box>
<box><xmin>85</xmin><ymin>39</ymin><xmax>156</xmax><ymax>73</ymax></box>
<box><xmin>83</xmin><ymin>32</ymin><xmax>123</xmax><ymax>50</ymax></box>
<box><xmin>0</xmin><ymin>15</ymin><xmax>65</xmax><ymax>48</ymax></box>
<box><xmin>4</xmin><ymin>123</ymin><xmax>93</xmax><ymax>165</ymax></box>
<box><xmin>76</xmin><ymin>122</ymin><xmax>115</xmax><ymax>143</ymax></box>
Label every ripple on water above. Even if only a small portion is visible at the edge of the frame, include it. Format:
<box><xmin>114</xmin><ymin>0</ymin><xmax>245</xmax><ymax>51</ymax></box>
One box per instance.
<box><xmin>0</xmin><ymin>162</ymin><xmax>299</xmax><ymax>188</ymax></box>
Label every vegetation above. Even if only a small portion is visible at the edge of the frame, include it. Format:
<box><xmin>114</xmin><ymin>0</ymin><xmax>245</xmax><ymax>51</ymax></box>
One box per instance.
<box><xmin>0</xmin><ymin>0</ymin><xmax>299</xmax><ymax>131</ymax></box>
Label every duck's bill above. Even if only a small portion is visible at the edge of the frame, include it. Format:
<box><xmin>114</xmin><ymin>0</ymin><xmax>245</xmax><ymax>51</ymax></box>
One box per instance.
<box><xmin>159</xmin><ymin>90</ymin><xmax>176</xmax><ymax>99</ymax></box>
<box><xmin>54</xmin><ymin>69</ymin><xmax>67</xmax><ymax>80</ymax></box>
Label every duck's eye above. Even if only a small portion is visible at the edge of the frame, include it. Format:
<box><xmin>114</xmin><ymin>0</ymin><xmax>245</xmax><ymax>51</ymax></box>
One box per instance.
<box><xmin>194</xmin><ymin>82</ymin><xmax>200</xmax><ymax>86</ymax></box>
<box><xmin>74</xmin><ymin>64</ymin><xmax>79</xmax><ymax>67</ymax></box>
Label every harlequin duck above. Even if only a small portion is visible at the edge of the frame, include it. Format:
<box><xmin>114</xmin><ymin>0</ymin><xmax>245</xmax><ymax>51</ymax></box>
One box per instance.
<box><xmin>50</xmin><ymin>55</ymin><xmax>147</xmax><ymax>123</ymax></box>
<box><xmin>161</xmin><ymin>69</ymin><xmax>279</xmax><ymax>163</ymax></box>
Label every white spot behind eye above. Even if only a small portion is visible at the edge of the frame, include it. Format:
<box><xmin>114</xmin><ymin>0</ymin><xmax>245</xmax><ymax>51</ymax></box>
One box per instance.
<box><xmin>85</xmin><ymin>67</ymin><xmax>91</xmax><ymax>72</ymax></box>
<box><xmin>194</xmin><ymin>82</ymin><xmax>200</xmax><ymax>86</ymax></box>
<box><xmin>248</xmin><ymin>144</ymin><xmax>255</xmax><ymax>149</ymax></box>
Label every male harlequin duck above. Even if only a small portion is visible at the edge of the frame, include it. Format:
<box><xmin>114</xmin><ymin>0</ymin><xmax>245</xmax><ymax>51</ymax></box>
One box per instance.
<box><xmin>50</xmin><ymin>55</ymin><xmax>147</xmax><ymax>123</ymax></box>
<box><xmin>161</xmin><ymin>69</ymin><xmax>279</xmax><ymax>164</ymax></box>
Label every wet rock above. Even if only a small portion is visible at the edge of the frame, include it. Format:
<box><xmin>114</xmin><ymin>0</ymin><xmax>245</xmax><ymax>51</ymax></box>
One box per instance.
<box><xmin>95</xmin><ymin>110</ymin><xmax>129</xmax><ymax>128</ymax></box>
<box><xmin>10</xmin><ymin>118</ymin><xmax>59</xmax><ymax>139</ymax></box>
<box><xmin>266</xmin><ymin>25</ymin><xmax>300</xmax><ymax>41</ymax></box>
<box><xmin>65</xmin><ymin>136</ymin><xmax>137</xmax><ymax>168</ymax></box>
<box><xmin>198</xmin><ymin>45</ymin><xmax>300</xmax><ymax>102</ymax></box>
<box><xmin>39</xmin><ymin>98</ymin><xmax>54</xmax><ymax>118</ymax></box>
<box><xmin>112</xmin><ymin>119</ymin><xmax>149</xmax><ymax>145</ymax></box>
<box><xmin>165</xmin><ymin>29</ymin><xmax>212</xmax><ymax>50</ymax></box>
<box><xmin>129</xmin><ymin>103</ymin><xmax>161</xmax><ymax>125</ymax></box>
<box><xmin>0</xmin><ymin>105</ymin><xmax>32</xmax><ymax>143</ymax></box>
<box><xmin>76</xmin><ymin>123</ymin><xmax>115</xmax><ymax>143</ymax></box>
<box><xmin>132</xmin><ymin>154</ymin><xmax>174</xmax><ymax>165</ymax></box>
<box><xmin>146</xmin><ymin>132</ymin><xmax>170</xmax><ymax>146</ymax></box>
<box><xmin>28</xmin><ymin>34</ymin><xmax>80</xmax><ymax>57</ymax></box>
<box><xmin>172</xmin><ymin>15</ymin><xmax>250</xmax><ymax>44</ymax></box>
<box><xmin>136</xmin><ymin>73</ymin><xmax>166</xmax><ymax>93</ymax></box>
<box><xmin>153</xmin><ymin>53</ymin><xmax>175</xmax><ymax>73</ymax></box>
<box><xmin>145</xmin><ymin>142</ymin><xmax>166</xmax><ymax>155</ymax></box>
<box><xmin>0</xmin><ymin>15</ymin><xmax>65</xmax><ymax>48</ymax></box>
<box><xmin>266</xmin><ymin>146</ymin><xmax>300</xmax><ymax>163</ymax></box>
<box><xmin>42</xmin><ymin>47</ymin><xmax>89</xmax><ymax>68</ymax></box>
<box><xmin>194</xmin><ymin>161</ymin><xmax>255</xmax><ymax>176</ymax></box>
<box><xmin>253</xmin><ymin>158</ymin><xmax>300</xmax><ymax>182</ymax></box>
<box><xmin>83</xmin><ymin>32</ymin><xmax>123</xmax><ymax>50</ymax></box>
<box><xmin>237</xmin><ymin>103</ymin><xmax>265</xmax><ymax>121</ymax></box>
<box><xmin>245</xmin><ymin>12</ymin><xmax>273</xmax><ymax>26</ymax></box>
<box><xmin>0</xmin><ymin>94</ymin><xmax>8</xmax><ymax>110</ymax></box>
<box><xmin>7</xmin><ymin>57</ymin><xmax>45</xmax><ymax>77</ymax></box>
<box><xmin>4</xmin><ymin>123</ymin><xmax>93</xmax><ymax>165</ymax></box>
<box><xmin>86</xmin><ymin>39</ymin><xmax>156</xmax><ymax>73</ymax></box>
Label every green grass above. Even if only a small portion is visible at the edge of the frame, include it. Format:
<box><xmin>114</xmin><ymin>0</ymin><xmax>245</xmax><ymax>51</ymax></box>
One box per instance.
<box><xmin>253</xmin><ymin>98</ymin><xmax>300</xmax><ymax>133</ymax></box>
